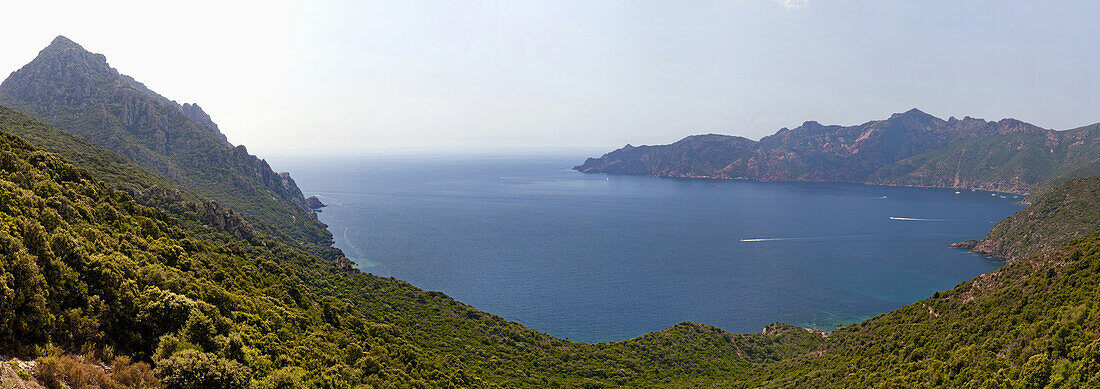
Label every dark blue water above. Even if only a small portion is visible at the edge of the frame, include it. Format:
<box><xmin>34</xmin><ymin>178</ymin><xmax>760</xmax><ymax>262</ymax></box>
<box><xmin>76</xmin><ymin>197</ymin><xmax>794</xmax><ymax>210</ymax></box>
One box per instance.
<box><xmin>282</xmin><ymin>154</ymin><xmax>1023</xmax><ymax>343</ymax></box>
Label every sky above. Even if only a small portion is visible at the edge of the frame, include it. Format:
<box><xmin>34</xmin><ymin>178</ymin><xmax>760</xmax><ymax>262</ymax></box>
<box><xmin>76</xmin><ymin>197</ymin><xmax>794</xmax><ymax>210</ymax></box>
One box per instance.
<box><xmin>0</xmin><ymin>0</ymin><xmax>1097</xmax><ymax>156</ymax></box>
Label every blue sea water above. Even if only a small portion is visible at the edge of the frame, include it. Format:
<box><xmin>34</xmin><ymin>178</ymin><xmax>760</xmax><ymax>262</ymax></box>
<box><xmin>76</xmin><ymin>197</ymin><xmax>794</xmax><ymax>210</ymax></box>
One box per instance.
<box><xmin>282</xmin><ymin>154</ymin><xmax>1024</xmax><ymax>343</ymax></box>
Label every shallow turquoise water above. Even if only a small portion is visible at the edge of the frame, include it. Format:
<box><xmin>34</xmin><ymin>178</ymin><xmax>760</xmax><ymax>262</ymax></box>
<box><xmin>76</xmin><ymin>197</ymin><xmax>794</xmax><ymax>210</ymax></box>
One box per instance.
<box><xmin>284</xmin><ymin>154</ymin><xmax>1023</xmax><ymax>342</ymax></box>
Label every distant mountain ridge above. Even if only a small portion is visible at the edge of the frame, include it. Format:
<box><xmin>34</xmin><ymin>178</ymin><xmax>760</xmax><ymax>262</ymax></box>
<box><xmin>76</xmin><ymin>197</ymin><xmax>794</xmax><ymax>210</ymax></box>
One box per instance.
<box><xmin>0</xmin><ymin>36</ymin><xmax>331</xmax><ymax>244</ymax></box>
<box><xmin>576</xmin><ymin>109</ymin><xmax>1100</xmax><ymax>194</ymax></box>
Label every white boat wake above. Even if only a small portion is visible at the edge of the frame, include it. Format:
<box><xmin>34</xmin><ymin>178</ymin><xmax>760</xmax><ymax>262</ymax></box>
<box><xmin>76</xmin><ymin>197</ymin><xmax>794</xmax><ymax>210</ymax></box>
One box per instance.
<box><xmin>889</xmin><ymin>216</ymin><xmax>949</xmax><ymax>222</ymax></box>
<box><xmin>740</xmin><ymin>237</ymin><xmax>800</xmax><ymax>242</ymax></box>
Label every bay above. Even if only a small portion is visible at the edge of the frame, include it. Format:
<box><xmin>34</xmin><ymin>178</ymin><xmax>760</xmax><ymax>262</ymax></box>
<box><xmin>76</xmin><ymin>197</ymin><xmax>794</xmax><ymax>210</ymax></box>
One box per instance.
<box><xmin>283</xmin><ymin>154</ymin><xmax>1023</xmax><ymax>343</ymax></box>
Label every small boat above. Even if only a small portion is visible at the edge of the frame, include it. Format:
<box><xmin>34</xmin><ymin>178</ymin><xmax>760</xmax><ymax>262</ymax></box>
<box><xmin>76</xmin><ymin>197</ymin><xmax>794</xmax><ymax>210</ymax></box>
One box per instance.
<box><xmin>878</xmin><ymin>195</ymin><xmax>888</xmax><ymax>199</ymax></box>
<box><xmin>954</xmin><ymin>191</ymin><xmax>961</xmax><ymax>194</ymax></box>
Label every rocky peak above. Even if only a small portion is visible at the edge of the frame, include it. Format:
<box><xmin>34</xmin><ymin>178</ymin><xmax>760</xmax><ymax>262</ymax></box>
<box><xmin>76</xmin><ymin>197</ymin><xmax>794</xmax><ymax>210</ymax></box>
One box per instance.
<box><xmin>181</xmin><ymin>103</ymin><xmax>231</xmax><ymax>146</ymax></box>
<box><xmin>889</xmin><ymin>108</ymin><xmax>924</xmax><ymax>118</ymax></box>
<box><xmin>886</xmin><ymin>108</ymin><xmax>944</xmax><ymax>127</ymax></box>
<box><xmin>44</xmin><ymin>35</ymin><xmax>88</xmax><ymax>54</ymax></box>
<box><xmin>993</xmin><ymin>118</ymin><xmax>1047</xmax><ymax>134</ymax></box>
<box><xmin>36</xmin><ymin>35</ymin><xmax>113</xmax><ymax>75</ymax></box>
<box><xmin>1</xmin><ymin>36</ymin><xmax>117</xmax><ymax>105</ymax></box>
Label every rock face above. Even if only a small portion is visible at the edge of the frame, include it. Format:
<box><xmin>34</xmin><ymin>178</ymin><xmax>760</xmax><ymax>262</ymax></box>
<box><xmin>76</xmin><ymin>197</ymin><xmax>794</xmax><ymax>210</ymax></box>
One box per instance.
<box><xmin>577</xmin><ymin>109</ymin><xmax>1100</xmax><ymax>195</ymax></box>
<box><xmin>180</xmin><ymin>103</ymin><xmax>229</xmax><ymax>146</ymax></box>
<box><xmin>949</xmin><ymin>240</ymin><xmax>979</xmax><ymax>249</ymax></box>
<box><xmin>970</xmin><ymin>176</ymin><xmax>1100</xmax><ymax>261</ymax></box>
<box><xmin>0</xmin><ymin>36</ymin><xmax>331</xmax><ymax>244</ymax></box>
<box><xmin>306</xmin><ymin>195</ymin><xmax>326</xmax><ymax>209</ymax></box>
<box><xmin>332</xmin><ymin>256</ymin><xmax>359</xmax><ymax>275</ymax></box>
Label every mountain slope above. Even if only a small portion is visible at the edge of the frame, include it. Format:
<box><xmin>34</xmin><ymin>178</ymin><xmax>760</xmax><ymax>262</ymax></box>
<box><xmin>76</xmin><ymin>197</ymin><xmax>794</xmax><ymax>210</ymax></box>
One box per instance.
<box><xmin>968</xmin><ymin>176</ymin><xmax>1100</xmax><ymax>261</ymax></box>
<box><xmin>0</xmin><ymin>103</ymin><xmax>262</xmax><ymax>243</ymax></box>
<box><xmin>577</xmin><ymin>109</ymin><xmax>1098</xmax><ymax>194</ymax></box>
<box><xmin>0</xmin><ymin>103</ymin><xmax>173</xmax><ymax>194</ymax></box>
<box><xmin>0</xmin><ymin>36</ymin><xmax>330</xmax><ymax>244</ymax></box>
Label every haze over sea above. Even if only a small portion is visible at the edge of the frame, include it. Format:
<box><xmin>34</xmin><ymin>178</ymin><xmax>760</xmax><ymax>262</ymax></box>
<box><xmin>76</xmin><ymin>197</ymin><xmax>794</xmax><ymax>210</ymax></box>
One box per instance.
<box><xmin>285</xmin><ymin>154</ymin><xmax>1023</xmax><ymax>343</ymax></box>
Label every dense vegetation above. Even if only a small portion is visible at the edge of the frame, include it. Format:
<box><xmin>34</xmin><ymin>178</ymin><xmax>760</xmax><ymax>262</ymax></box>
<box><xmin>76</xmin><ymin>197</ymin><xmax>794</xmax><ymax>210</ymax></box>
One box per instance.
<box><xmin>578</xmin><ymin>108</ymin><xmax>1100</xmax><ymax>195</ymax></box>
<box><xmin>0</xmin><ymin>36</ymin><xmax>331</xmax><ymax>245</ymax></box>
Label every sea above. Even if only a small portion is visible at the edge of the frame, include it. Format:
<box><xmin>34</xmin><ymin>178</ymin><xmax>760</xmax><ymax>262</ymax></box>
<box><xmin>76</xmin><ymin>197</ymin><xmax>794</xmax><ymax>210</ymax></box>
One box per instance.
<box><xmin>281</xmin><ymin>154</ymin><xmax>1024</xmax><ymax>343</ymax></box>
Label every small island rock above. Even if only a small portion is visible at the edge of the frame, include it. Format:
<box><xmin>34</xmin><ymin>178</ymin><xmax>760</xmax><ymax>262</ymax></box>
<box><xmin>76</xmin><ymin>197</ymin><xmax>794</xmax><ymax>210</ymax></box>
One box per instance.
<box><xmin>306</xmin><ymin>195</ymin><xmax>326</xmax><ymax>209</ymax></box>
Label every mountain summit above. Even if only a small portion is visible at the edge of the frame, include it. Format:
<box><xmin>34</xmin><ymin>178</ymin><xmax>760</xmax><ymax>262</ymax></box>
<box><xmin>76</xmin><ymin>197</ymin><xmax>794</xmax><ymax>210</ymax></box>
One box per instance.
<box><xmin>0</xmin><ymin>36</ymin><xmax>331</xmax><ymax>244</ymax></box>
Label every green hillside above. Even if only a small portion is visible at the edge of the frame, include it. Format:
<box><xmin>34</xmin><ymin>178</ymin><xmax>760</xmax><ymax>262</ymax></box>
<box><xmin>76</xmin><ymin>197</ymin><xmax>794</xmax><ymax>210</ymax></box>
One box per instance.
<box><xmin>966</xmin><ymin>176</ymin><xmax>1100</xmax><ymax>261</ymax></box>
<box><xmin>0</xmin><ymin>104</ymin><xmax>176</xmax><ymax>195</ymax></box>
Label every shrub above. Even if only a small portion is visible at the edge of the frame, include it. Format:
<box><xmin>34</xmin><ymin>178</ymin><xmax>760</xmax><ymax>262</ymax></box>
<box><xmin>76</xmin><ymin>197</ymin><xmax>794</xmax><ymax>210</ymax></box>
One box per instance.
<box><xmin>258</xmin><ymin>366</ymin><xmax>306</xmax><ymax>389</ymax></box>
<box><xmin>34</xmin><ymin>352</ymin><xmax>113</xmax><ymax>389</ymax></box>
<box><xmin>110</xmin><ymin>356</ymin><xmax>159</xmax><ymax>389</ymax></box>
<box><xmin>155</xmin><ymin>349</ymin><xmax>250</xmax><ymax>389</ymax></box>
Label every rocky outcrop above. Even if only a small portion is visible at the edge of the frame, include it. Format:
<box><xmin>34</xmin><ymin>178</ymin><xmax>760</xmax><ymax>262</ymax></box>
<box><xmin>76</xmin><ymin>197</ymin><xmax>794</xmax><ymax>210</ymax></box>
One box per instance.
<box><xmin>181</xmin><ymin>103</ymin><xmax>231</xmax><ymax>146</ymax></box>
<box><xmin>948</xmin><ymin>240</ymin><xmax>979</xmax><ymax>249</ymax></box>
<box><xmin>577</xmin><ymin>109</ymin><xmax>1100</xmax><ymax>195</ymax></box>
<box><xmin>227</xmin><ymin>145</ymin><xmax>311</xmax><ymax>213</ymax></box>
<box><xmin>306</xmin><ymin>195</ymin><xmax>326</xmax><ymax>209</ymax></box>
<box><xmin>200</xmin><ymin>200</ymin><xmax>256</xmax><ymax>241</ymax></box>
<box><xmin>333</xmin><ymin>256</ymin><xmax>359</xmax><ymax>275</ymax></box>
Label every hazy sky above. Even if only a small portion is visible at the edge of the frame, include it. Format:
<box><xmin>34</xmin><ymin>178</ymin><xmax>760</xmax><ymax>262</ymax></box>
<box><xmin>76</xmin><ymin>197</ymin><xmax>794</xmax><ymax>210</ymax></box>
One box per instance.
<box><xmin>0</xmin><ymin>1</ymin><xmax>1097</xmax><ymax>155</ymax></box>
